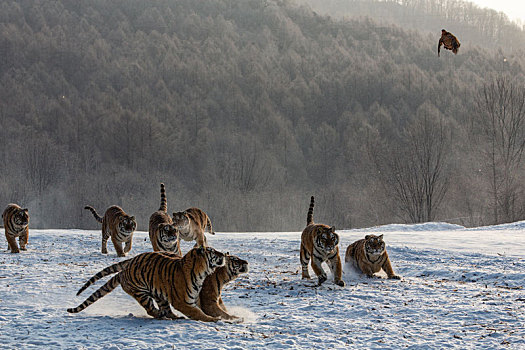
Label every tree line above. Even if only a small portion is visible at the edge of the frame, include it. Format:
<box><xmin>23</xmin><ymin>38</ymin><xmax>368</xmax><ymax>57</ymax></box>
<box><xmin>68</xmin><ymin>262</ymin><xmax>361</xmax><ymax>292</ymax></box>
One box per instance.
<box><xmin>1</xmin><ymin>0</ymin><xmax>525</xmax><ymax>231</ymax></box>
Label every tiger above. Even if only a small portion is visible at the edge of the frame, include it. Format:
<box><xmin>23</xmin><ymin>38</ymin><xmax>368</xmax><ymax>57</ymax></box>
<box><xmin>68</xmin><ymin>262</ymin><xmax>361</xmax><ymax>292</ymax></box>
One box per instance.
<box><xmin>67</xmin><ymin>247</ymin><xmax>226</xmax><ymax>322</ymax></box>
<box><xmin>197</xmin><ymin>253</ymin><xmax>248</xmax><ymax>321</ymax></box>
<box><xmin>438</xmin><ymin>29</ymin><xmax>460</xmax><ymax>57</ymax></box>
<box><xmin>2</xmin><ymin>204</ymin><xmax>29</xmax><ymax>253</ymax></box>
<box><xmin>84</xmin><ymin>205</ymin><xmax>136</xmax><ymax>257</ymax></box>
<box><xmin>172</xmin><ymin>207</ymin><xmax>214</xmax><ymax>248</ymax></box>
<box><xmin>149</xmin><ymin>183</ymin><xmax>181</xmax><ymax>255</ymax></box>
<box><xmin>345</xmin><ymin>234</ymin><xmax>400</xmax><ymax>279</ymax></box>
<box><xmin>300</xmin><ymin>196</ymin><xmax>345</xmax><ymax>287</ymax></box>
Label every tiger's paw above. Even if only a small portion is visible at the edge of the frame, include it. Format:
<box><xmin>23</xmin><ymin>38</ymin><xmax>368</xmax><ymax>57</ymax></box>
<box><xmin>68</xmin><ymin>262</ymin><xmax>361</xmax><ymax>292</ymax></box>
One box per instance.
<box><xmin>335</xmin><ymin>280</ymin><xmax>345</xmax><ymax>287</ymax></box>
<box><xmin>389</xmin><ymin>275</ymin><xmax>401</xmax><ymax>280</ymax></box>
<box><xmin>317</xmin><ymin>275</ymin><xmax>327</xmax><ymax>285</ymax></box>
<box><xmin>223</xmin><ymin>316</ymin><xmax>244</xmax><ymax>324</ymax></box>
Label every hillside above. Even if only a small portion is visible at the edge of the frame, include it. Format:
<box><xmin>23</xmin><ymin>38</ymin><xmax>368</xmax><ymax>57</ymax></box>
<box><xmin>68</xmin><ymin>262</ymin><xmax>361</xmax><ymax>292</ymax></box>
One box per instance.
<box><xmin>299</xmin><ymin>0</ymin><xmax>525</xmax><ymax>51</ymax></box>
<box><xmin>1</xmin><ymin>0</ymin><xmax>525</xmax><ymax>230</ymax></box>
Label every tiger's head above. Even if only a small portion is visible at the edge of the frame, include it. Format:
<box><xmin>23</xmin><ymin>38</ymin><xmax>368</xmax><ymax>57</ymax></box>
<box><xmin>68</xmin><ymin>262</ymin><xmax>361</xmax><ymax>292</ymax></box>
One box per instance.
<box><xmin>315</xmin><ymin>225</ymin><xmax>339</xmax><ymax>253</ymax></box>
<box><xmin>172</xmin><ymin>211</ymin><xmax>190</xmax><ymax>229</ymax></box>
<box><xmin>225</xmin><ymin>254</ymin><xmax>249</xmax><ymax>276</ymax></box>
<box><xmin>196</xmin><ymin>246</ymin><xmax>225</xmax><ymax>271</ymax></box>
<box><xmin>13</xmin><ymin>208</ymin><xmax>29</xmax><ymax>227</ymax></box>
<box><xmin>364</xmin><ymin>234</ymin><xmax>386</xmax><ymax>256</ymax></box>
<box><xmin>157</xmin><ymin>223</ymin><xmax>179</xmax><ymax>247</ymax></box>
<box><xmin>118</xmin><ymin>215</ymin><xmax>136</xmax><ymax>235</ymax></box>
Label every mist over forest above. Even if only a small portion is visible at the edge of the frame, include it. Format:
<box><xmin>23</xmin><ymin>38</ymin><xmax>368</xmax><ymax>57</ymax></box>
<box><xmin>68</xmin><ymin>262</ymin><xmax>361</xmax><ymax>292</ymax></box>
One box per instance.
<box><xmin>1</xmin><ymin>0</ymin><xmax>525</xmax><ymax>231</ymax></box>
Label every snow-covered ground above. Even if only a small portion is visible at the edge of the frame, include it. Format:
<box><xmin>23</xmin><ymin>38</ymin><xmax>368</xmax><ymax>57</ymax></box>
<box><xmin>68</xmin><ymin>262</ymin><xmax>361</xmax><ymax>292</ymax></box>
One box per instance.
<box><xmin>0</xmin><ymin>222</ymin><xmax>523</xmax><ymax>349</ymax></box>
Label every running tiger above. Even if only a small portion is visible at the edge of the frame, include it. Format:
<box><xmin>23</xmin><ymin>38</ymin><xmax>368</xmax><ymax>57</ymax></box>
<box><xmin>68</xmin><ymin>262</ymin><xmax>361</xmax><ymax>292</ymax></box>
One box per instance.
<box><xmin>2</xmin><ymin>204</ymin><xmax>29</xmax><ymax>253</ymax></box>
<box><xmin>67</xmin><ymin>247</ymin><xmax>225</xmax><ymax>321</ymax></box>
<box><xmin>345</xmin><ymin>234</ymin><xmax>400</xmax><ymax>279</ymax></box>
<box><xmin>300</xmin><ymin>196</ymin><xmax>345</xmax><ymax>287</ymax></box>
<box><xmin>198</xmin><ymin>253</ymin><xmax>248</xmax><ymax>321</ymax></box>
<box><xmin>149</xmin><ymin>183</ymin><xmax>181</xmax><ymax>255</ymax></box>
<box><xmin>172</xmin><ymin>207</ymin><xmax>214</xmax><ymax>248</ymax></box>
<box><xmin>84</xmin><ymin>205</ymin><xmax>136</xmax><ymax>257</ymax></box>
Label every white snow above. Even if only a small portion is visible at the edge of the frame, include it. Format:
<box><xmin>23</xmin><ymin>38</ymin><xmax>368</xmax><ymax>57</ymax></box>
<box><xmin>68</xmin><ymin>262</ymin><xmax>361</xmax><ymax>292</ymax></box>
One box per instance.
<box><xmin>0</xmin><ymin>222</ymin><xmax>524</xmax><ymax>349</ymax></box>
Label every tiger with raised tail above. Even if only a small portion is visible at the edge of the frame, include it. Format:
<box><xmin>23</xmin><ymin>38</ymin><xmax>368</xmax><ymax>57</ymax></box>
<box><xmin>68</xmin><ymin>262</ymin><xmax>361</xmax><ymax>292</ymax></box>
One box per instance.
<box><xmin>345</xmin><ymin>234</ymin><xmax>400</xmax><ymax>279</ymax></box>
<box><xmin>149</xmin><ymin>183</ymin><xmax>181</xmax><ymax>255</ymax></box>
<box><xmin>84</xmin><ymin>205</ymin><xmax>136</xmax><ymax>257</ymax></box>
<box><xmin>2</xmin><ymin>204</ymin><xmax>29</xmax><ymax>253</ymax></box>
<box><xmin>67</xmin><ymin>247</ymin><xmax>225</xmax><ymax>321</ymax></box>
<box><xmin>300</xmin><ymin>196</ymin><xmax>345</xmax><ymax>287</ymax></box>
<box><xmin>172</xmin><ymin>207</ymin><xmax>214</xmax><ymax>248</ymax></box>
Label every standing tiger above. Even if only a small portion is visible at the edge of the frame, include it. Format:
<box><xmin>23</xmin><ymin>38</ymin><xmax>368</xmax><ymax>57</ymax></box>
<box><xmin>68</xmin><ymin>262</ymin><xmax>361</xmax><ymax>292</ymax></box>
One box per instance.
<box><xmin>172</xmin><ymin>207</ymin><xmax>214</xmax><ymax>248</ymax></box>
<box><xmin>197</xmin><ymin>253</ymin><xmax>248</xmax><ymax>321</ymax></box>
<box><xmin>438</xmin><ymin>29</ymin><xmax>460</xmax><ymax>56</ymax></box>
<box><xmin>67</xmin><ymin>247</ymin><xmax>226</xmax><ymax>322</ymax></box>
<box><xmin>2</xmin><ymin>204</ymin><xmax>29</xmax><ymax>253</ymax></box>
<box><xmin>84</xmin><ymin>205</ymin><xmax>136</xmax><ymax>257</ymax></box>
<box><xmin>149</xmin><ymin>183</ymin><xmax>181</xmax><ymax>255</ymax></box>
<box><xmin>345</xmin><ymin>234</ymin><xmax>400</xmax><ymax>279</ymax></box>
<box><xmin>300</xmin><ymin>196</ymin><xmax>345</xmax><ymax>287</ymax></box>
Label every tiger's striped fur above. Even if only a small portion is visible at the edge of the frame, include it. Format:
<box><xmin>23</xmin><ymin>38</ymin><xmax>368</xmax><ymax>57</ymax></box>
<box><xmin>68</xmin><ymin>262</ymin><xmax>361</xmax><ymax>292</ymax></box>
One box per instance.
<box><xmin>300</xmin><ymin>196</ymin><xmax>345</xmax><ymax>287</ymax></box>
<box><xmin>197</xmin><ymin>254</ymin><xmax>248</xmax><ymax>321</ymax></box>
<box><xmin>67</xmin><ymin>247</ymin><xmax>225</xmax><ymax>321</ymax></box>
<box><xmin>345</xmin><ymin>234</ymin><xmax>400</xmax><ymax>279</ymax></box>
<box><xmin>2</xmin><ymin>204</ymin><xmax>29</xmax><ymax>253</ymax></box>
<box><xmin>84</xmin><ymin>205</ymin><xmax>136</xmax><ymax>257</ymax></box>
<box><xmin>149</xmin><ymin>183</ymin><xmax>181</xmax><ymax>255</ymax></box>
<box><xmin>172</xmin><ymin>207</ymin><xmax>214</xmax><ymax>248</ymax></box>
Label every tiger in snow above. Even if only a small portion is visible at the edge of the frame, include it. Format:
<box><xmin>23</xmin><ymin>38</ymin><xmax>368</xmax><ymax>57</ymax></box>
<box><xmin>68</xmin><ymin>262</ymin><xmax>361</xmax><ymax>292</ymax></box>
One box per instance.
<box><xmin>345</xmin><ymin>234</ymin><xmax>400</xmax><ymax>279</ymax></box>
<box><xmin>197</xmin><ymin>253</ymin><xmax>248</xmax><ymax>321</ymax></box>
<box><xmin>67</xmin><ymin>247</ymin><xmax>225</xmax><ymax>322</ymax></box>
<box><xmin>172</xmin><ymin>207</ymin><xmax>214</xmax><ymax>248</ymax></box>
<box><xmin>84</xmin><ymin>205</ymin><xmax>136</xmax><ymax>257</ymax></box>
<box><xmin>300</xmin><ymin>196</ymin><xmax>345</xmax><ymax>287</ymax></box>
<box><xmin>2</xmin><ymin>204</ymin><xmax>29</xmax><ymax>253</ymax></box>
<box><xmin>158</xmin><ymin>251</ymin><xmax>248</xmax><ymax>321</ymax></box>
<box><xmin>149</xmin><ymin>183</ymin><xmax>181</xmax><ymax>255</ymax></box>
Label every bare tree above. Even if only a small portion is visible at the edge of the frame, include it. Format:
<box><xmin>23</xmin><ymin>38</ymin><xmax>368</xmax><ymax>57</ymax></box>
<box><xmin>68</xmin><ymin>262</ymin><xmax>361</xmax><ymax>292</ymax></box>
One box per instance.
<box><xmin>369</xmin><ymin>105</ymin><xmax>450</xmax><ymax>223</ymax></box>
<box><xmin>475</xmin><ymin>75</ymin><xmax>525</xmax><ymax>224</ymax></box>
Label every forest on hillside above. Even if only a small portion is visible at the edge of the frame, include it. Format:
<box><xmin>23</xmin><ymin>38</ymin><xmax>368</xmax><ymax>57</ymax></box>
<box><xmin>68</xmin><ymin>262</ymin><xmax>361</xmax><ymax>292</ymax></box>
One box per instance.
<box><xmin>1</xmin><ymin>0</ymin><xmax>525</xmax><ymax>231</ymax></box>
<box><xmin>301</xmin><ymin>0</ymin><xmax>525</xmax><ymax>51</ymax></box>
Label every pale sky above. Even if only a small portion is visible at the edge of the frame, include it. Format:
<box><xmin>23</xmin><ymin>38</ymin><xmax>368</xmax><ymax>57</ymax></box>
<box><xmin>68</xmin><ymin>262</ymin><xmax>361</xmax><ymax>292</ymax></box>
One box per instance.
<box><xmin>469</xmin><ymin>0</ymin><xmax>525</xmax><ymax>24</ymax></box>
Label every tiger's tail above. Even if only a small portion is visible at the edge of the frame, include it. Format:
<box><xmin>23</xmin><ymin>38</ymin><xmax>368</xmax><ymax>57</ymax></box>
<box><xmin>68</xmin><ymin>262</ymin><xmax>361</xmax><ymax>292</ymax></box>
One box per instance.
<box><xmin>159</xmin><ymin>183</ymin><xmax>167</xmax><ymax>212</ymax></box>
<box><xmin>206</xmin><ymin>216</ymin><xmax>215</xmax><ymax>235</ymax></box>
<box><xmin>67</xmin><ymin>274</ymin><xmax>121</xmax><ymax>313</ymax></box>
<box><xmin>76</xmin><ymin>259</ymin><xmax>131</xmax><ymax>296</ymax></box>
<box><xmin>307</xmin><ymin>196</ymin><xmax>315</xmax><ymax>226</ymax></box>
<box><xmin>84</xmin><ymin>206</ymin><xmax>103</xmax><ymax>223</ymax></box>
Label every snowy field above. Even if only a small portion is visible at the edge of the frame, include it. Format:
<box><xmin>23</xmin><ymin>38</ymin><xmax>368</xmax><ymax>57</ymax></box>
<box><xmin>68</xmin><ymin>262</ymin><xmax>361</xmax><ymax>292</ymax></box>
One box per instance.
<box><xmin>0</xmin><ymin>222</ymin><xmax>524</xmax><ymax>349</ymax></box>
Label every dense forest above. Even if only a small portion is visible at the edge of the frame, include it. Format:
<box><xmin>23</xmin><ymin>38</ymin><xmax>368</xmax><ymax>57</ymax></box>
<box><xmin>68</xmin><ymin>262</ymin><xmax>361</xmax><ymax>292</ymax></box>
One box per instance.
<box><xmin>1</xmin><ymin>0</ymin><xmax>525</xmax><ymax>231</ymax></box>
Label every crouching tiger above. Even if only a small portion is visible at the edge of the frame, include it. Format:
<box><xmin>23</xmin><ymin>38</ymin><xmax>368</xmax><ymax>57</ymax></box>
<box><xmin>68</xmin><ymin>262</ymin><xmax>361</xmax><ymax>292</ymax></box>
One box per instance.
<box><xmin>67</xmin><ymin>247</ymin><xmax>226</xmax><ymax>322</ymax></box>
<box><xmin>3</xmin><ymin>204</ymin><xmax>29</xmax><ymax>253</ymax></box>
<box><xmin>84</xmin><ymin>205</ymin><xmax>136</xmax><ymax>257</ymax></box>
<box><xmin>159</xmin><ymin>251</ymin><xmax>249</xmax><ymax>321</ymax></box>
<box><xmin>198</xmin><ymin>253</ymin><xmax>248</xmax><ymax>321</ymax></box>
<box><xmin>300</xmin><ymin>196</ymin><xmax>345</xmax><ymax>287</ymax></box>
<box><xmin>345</xmin><ymin>234</ymin><xmax>400</xmax><ymax>279</ymax></box>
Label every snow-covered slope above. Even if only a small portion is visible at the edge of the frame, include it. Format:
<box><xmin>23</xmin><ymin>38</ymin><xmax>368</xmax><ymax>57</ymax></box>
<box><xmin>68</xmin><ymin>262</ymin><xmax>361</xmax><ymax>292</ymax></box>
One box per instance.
<box><xmin>0</xmin><ymin>223</ymin><xmax>523</xmax><ymax>349</ymax></box>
